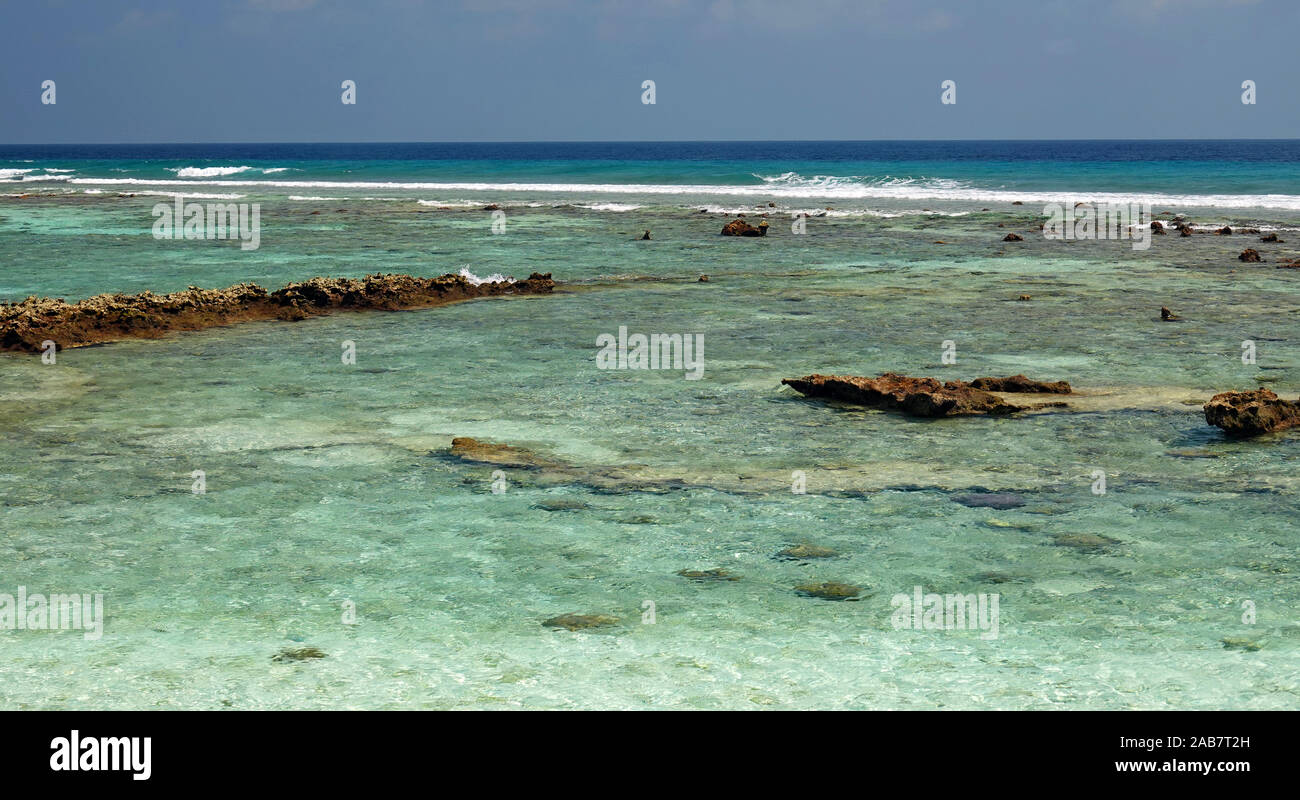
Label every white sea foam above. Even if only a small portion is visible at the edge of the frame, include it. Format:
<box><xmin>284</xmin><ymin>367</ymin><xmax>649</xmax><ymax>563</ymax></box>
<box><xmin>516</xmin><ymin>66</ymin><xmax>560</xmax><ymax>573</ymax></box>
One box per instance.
<box><xmin>0</xmin><ymin>168</ymin><xmax>35</xmax><ymax>180</ymax></box>
<box><xmin>289</xmin><ymin>195</ymin><xmax>346</xmax><ymax>201</ymax></box>
<box><xmin>578</xmin><ymin>202</ymin><xmax>644</xmax><ymax>212</ymax></box>
<box><xmin>137</xmin><ymin>190</ymin><xmax>248</xmax><ymax>200</ymax></box>
<box><xmin>168</xmin><ymin>166</ymin><xmax>255</xmax><ymax>178</ymax></box>
<box><xmin>457</xmin><ymin>267</ymin><xmax>513</xmax><ymax>285</ymax></box>
<box><xmin>47</xmin><ymin>172</ymin><xmax>1300</xmax><ymax>212</ymax></box>
<box><xmin>262</xmin><ymin>168</ymin><xmax>290</xmax><ymax>174</ymax></box>
<box><xmin>417</xmin><ymin>199</ymin><xmax>482</xmax><ymax>207</ymax></box>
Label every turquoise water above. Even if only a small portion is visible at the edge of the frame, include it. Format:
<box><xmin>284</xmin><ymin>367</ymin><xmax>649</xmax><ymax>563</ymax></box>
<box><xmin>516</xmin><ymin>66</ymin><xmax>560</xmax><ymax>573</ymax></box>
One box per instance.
<box><xmin>1</xmin><ymin>142</ymin><xmax>1296</xmax><ymax>709</ymax></box>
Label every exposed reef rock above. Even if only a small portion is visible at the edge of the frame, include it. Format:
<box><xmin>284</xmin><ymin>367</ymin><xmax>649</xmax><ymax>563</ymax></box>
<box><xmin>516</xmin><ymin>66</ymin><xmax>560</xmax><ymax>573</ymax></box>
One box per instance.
<box><xmin>1203</xmin><ymin>388</ymin><xmax>1300</xmax><ymax>437</ymax></box>
<box><xmin>1238</xmin><ymin>248</ymin><xmax>1262</xmax><ymax>263</ymax></box>
<box><xmin>1002</xmin><ymin>233</ymin><xmax>1024</xmax><ymax>241</ymax></box>
<box><xmin>720</xmin><ymin>218</ymin><xmax>768</xmax><ymax>236</ymax></box>
<box><xmin>780</xmin><ymin>373</ymin><xmax>1073</xmax><ymax>417</ymax></box>
<box><xmin>968</xmin><ymin>374</ymin><xmax>1072</xmax><ymax>394</ymax></box>
<box><xmin>0</xmin><ymin>272</ymin><xmax>555</xmax><ymax>353</ymax></box>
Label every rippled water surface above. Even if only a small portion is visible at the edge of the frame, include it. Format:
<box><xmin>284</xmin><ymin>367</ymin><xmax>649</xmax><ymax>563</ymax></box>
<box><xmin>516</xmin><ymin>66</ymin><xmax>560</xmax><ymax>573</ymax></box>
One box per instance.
<box><xmin>1</xmin><ymin>142</ymin><xmax>1297</xmax><ymax>708</ymax></box>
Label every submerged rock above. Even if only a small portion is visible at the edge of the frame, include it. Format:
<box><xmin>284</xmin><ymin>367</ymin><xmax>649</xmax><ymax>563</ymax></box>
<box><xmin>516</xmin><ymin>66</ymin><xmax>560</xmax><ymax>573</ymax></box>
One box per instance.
<box><xmin>542</xmin><ymin>613</ymin><xmax>619</xmax><ymax>631</ymax></box>
<box><xmin>954</xmin><ymin>492</ymin><xmax>1027</xmax><ymax>510</ymax></box>
<box><xmin>1260</xmin><ymin>232</ymin><xmax>1282</xmax><ymax>242</ymax></box>
<box><xmin>1221</xmin><ymin>637</ymin><xmax>1262</xmax><ymax>652</ymax></box>
<box><xmin>533</xmin><ymin>498</ymin><xmax>591</xmax><ymax>512</ymax></box>
<box><xmin>1050</xmin><ymin>532</ymin><xmax>1119</xmax><ymax>552</ymax></box>
<box><xmin>1204</xmin><ymin>388</ymin><xmax>1300</xmax><ymax>437</ymax></box>
<box><xmin>781</xmin><ymin>373</ymin><xmax>1026</xmax><ymax>417</ymax></box>
<box><xmin>776</xmin><ymin>544</ymin><xmax>839</xmax><ymax>560</ymax></box>
<box><xmin>449</xmin><ymin>437</ymin><xmax>562</xmax><ymax>469</ymax></box>
<box><xmin>676</xmin><ymin>568</ymin><xmax>740</xmax><ymax>582</ymax></box>
<box><xmin>1003</xmin><ymin>233</ymin><xmax>1024</xmax><ymax>241</ymax></box>
<box><xmin>1239</xmin><ymin>248</ymin><xmax>1262</xmax><ymax>262</ymax></box>
<box><xmin>271</xmin><ymin>646</ymin><xmax>326</xmax><ymax>662</ymax></box>
<box><xmin>794</xmin><ymin>582</ymin><xmax>863</xmax><ymax>600</ymax></box>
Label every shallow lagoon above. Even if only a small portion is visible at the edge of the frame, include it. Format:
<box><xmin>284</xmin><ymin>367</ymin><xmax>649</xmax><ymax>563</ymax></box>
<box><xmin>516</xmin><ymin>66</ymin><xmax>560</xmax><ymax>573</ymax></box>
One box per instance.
<box><xmin>1</xmin><ymin>163</ymin><xmax>1297</xmax><ymax>709</ymax></box>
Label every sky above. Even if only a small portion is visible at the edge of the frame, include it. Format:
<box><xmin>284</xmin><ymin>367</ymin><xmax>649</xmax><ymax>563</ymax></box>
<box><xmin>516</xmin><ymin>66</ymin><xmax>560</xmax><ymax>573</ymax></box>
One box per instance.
<box><xmin>1</xmin><ymin>0</ymin><xmax>1296</xmax><ymax>143</ymax></box>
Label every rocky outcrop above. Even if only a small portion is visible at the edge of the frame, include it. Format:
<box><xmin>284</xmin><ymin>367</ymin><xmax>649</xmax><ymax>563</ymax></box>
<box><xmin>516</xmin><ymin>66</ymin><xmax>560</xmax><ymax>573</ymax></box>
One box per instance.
<box><xmin>1003</xmin><ymin>233</ymin><xmax>1024</xmax><ymax>241</ymax></box>
<box><xmin>0</xmin><ymin>272</ymin><xmax>555</xmax><ymax>352</ymax></box>
<box><xmin>1260</xmin><ymin>232</ymin><xmax>1282</xmax><ymax>243</ymax></box>
<box><xmin>721</xmin><ymin>218</ymin><xmax>768</xmax><ymax>236</ymax></box>
<box><xmin>968</xmin><ymin>374</ymin><xmax>1072</xmax><ymax>394</ymax></box>
<box><xmin>1204</xmin><ymin>388</ymin><xmax>1300</xmax><ymax>437</ymax></box>
<box><xmin>780</xmin><ymin>373</ymin><xmax>1074</xmax><ymax>417</ymax></box>
<box><xmin>1239</xmin><ymin>248</ymin><xmax>1261</xmax><ymax>262</ymax></box>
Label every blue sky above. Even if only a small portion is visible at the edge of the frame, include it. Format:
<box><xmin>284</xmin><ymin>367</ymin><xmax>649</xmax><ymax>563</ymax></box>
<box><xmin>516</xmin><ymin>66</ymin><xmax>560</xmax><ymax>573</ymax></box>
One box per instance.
<box><xmin>1</xmin><ymin>0</ymin><xmax>1295</xmax><ymax>143</ymax></box>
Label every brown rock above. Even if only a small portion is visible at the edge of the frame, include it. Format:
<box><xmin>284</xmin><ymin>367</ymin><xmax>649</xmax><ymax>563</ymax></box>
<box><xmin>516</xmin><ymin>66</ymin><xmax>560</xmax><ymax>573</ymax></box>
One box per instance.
<box><xmin>0</xmin><ymin>272</ymin><xmax>554</xmax><ymax>353</ymax></box>
<box><xmin>1180</xmin><ymin>225</ymin><xmax>1193</xmax><ymax>237</ymax></box>
<box><xmin>968</xmin><ymin>374</ymin><xmax>1072</xmax><ymax>394</ymax></box>
<box><xmin>780</xmin><ymin>373</ymin><xmax>1024</xmax><ymax>417</ymax></box>
<box><xmin>1216</xmin><ymin>226</ymin><xmax>1233</xmax><ymax>235</ymax></box>
<box><xmin>1003</xmin><ymin>233</ymin><xmax>1023</xmax><ymax>242</ymax></box>
<box><xmin>721</xmin><ymin>218</ymin><xmax>760</xmax><ymax>236</ymax></box>
<box><xmin>449</xmin><ymin>437</ymin><xmax>562</xmax><ymax>469</ymax></box>
<box><xmin>1239</xmin><ymin>248</ymin><xmax>1262</xmax><ymax>262</ymax></box>
<box><xmin>1260</xmin><ymin>232</ymin><xmax>1282</xmax><ymax>242</ymax></box>
<box><xmin>1204</xmin><ymin>388</ymin><xmax>1300</xmax><ymax>437</ymax></box>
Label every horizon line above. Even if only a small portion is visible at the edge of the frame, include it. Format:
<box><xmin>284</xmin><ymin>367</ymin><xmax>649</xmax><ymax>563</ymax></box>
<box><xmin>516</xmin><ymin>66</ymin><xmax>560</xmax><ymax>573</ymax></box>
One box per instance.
<box><xmin>3</xmin><ymin>137</ymin><xmax>1300</xmax><ymax>148</ymax></box>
